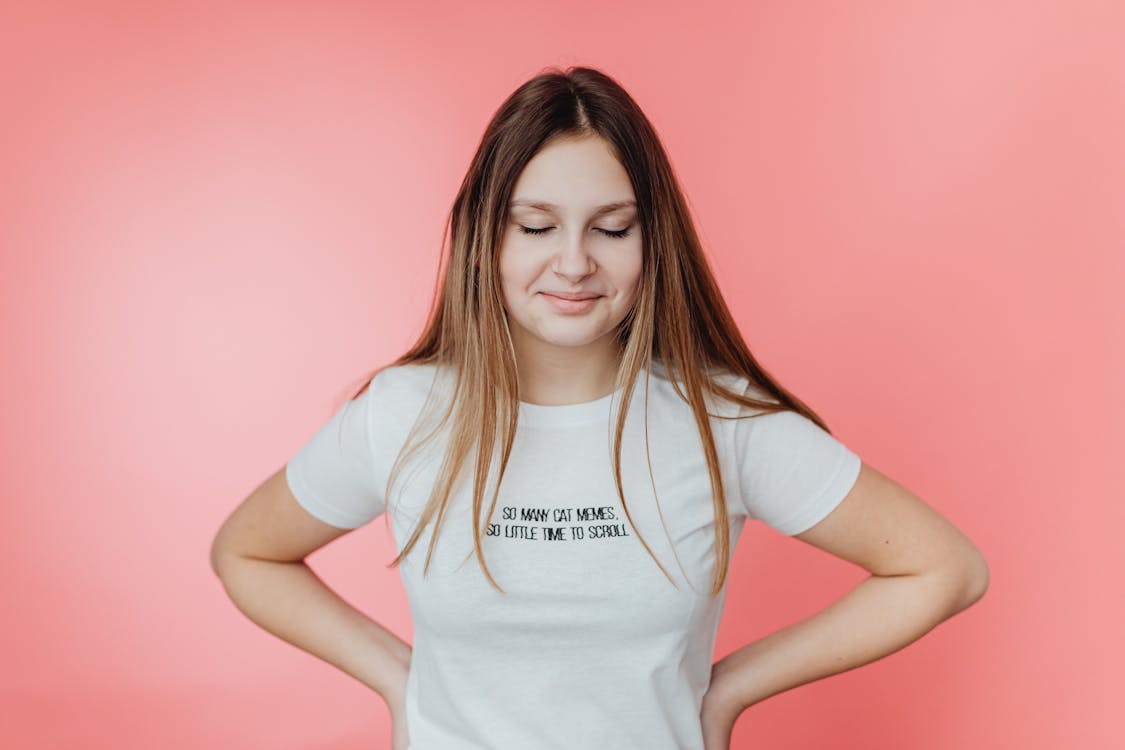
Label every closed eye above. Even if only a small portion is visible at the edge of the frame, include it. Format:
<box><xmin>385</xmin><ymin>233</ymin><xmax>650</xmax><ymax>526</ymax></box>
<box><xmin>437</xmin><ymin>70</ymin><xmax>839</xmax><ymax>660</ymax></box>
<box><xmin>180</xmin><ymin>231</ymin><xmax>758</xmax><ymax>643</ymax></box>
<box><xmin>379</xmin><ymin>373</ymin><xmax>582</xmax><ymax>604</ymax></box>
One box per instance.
<box><xmin>518</xmin><ymin>225</ymin><xmax>633</xmax><ymax>239</ymax></box>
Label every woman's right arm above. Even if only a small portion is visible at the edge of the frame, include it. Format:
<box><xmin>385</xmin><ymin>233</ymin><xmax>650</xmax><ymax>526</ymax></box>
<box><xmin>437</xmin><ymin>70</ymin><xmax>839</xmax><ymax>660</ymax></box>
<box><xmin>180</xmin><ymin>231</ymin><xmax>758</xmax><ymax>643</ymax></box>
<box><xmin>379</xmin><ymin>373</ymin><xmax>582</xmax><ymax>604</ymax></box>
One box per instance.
<box><xmin>209</xmin><ymin>465</ymin><xmax>413</xmax><ymax>709</ymax></box>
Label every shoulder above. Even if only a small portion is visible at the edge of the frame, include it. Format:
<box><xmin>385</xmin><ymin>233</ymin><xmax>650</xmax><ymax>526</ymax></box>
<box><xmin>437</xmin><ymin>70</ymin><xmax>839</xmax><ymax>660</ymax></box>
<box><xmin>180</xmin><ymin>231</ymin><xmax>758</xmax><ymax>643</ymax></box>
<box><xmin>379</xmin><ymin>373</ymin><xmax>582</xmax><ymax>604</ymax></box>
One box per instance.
<box><xmin>639</xmin><ymin>361</ymin><xmax>775</xmax><ymax>425</ymax></box>
<box><xmin>361</xmin><ymin>362</ymin><xmax>446</xmax><ymax>417</ymax></box>
<box><xmin>371</xmin><ymin>362</ymin><xmax>440</xmax><ymax>392</ymax></box>
<box><xmin>698</xmin><ymin>366</ymin><xmax>779</xmax><ymax>420</ymax></box>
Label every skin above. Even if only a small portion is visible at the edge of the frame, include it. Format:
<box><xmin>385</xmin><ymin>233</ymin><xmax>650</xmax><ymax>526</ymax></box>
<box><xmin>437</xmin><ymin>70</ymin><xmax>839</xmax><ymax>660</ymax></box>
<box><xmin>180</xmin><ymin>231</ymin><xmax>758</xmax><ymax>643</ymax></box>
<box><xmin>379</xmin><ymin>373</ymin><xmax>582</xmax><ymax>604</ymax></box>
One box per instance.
<box><xmin>498</xmin><ymin>133</ymin><xmax>643</xmax><ymax>406</ymax></box>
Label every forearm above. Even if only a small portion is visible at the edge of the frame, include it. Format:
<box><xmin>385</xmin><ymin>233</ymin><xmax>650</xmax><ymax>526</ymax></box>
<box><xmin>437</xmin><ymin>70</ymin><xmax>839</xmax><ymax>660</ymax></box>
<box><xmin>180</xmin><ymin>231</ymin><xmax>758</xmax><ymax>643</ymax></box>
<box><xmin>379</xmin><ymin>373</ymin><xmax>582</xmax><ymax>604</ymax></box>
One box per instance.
<box><xmin>710</xmin><ymin>570</ymin><xmax>983</xmax><ymax>716</ymax></box>
<box><xmin>214</xmin><ymin>556</ymin><xmax>412</xmax><ymax>702</ymax></box>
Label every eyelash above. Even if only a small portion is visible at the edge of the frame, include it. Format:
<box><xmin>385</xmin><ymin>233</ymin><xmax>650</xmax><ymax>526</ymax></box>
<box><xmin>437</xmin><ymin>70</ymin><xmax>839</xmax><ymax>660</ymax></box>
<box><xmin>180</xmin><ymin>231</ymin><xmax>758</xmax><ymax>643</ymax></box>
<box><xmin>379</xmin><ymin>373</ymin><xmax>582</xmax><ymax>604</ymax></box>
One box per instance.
<box><xmin>518</xmin><ymin>225</ymin><xmax>633</xmax><ymax>239</ymax></box>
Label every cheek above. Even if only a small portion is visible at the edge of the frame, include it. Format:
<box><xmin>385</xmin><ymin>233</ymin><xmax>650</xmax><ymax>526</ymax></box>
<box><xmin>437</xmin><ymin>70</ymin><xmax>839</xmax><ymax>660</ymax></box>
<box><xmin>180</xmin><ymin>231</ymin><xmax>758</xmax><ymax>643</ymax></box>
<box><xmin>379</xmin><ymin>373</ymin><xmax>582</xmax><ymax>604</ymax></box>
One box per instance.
<box><xmin>496</xmin><ymin>245</ymin><xmax>518</xmax><ymax>285</ymax></box>
<box><xmin>499</xmin><ymin>247</ymin><xmax>545</xmax><ymax>287</ymax></box>
<box><xmin>497</xmin><ymin>261</ymin><xmax>536</xmax><ymax>308</ymax></box>
<box><xmin>615</xmin><ymin>248</ymin><xmax>644</xmax><ymax>289</ymax></box>
<box><xmin>499</xmin><ymin>262</ymin><xmax>529</xmax><ymax>293</ymax></box>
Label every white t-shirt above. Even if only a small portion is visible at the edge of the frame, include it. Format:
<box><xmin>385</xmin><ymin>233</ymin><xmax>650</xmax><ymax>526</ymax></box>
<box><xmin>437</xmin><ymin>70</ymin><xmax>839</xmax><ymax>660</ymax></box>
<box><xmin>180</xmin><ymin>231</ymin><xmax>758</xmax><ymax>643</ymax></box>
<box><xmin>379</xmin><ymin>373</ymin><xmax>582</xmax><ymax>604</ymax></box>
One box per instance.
<box><xmin>285</xmin><ymin>360</ymin><xmax>861</xmax><ymax>750</ymax></box>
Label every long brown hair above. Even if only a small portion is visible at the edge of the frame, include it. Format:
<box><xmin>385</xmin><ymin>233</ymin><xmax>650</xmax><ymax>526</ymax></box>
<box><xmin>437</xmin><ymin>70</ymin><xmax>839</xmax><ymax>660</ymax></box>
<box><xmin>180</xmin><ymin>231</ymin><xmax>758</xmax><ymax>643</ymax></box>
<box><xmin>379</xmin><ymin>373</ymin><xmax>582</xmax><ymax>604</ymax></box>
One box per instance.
<box><xmin>345</xmin><ymin>65</ymin><xmax>836</xmax><ymax>597</ymax></box>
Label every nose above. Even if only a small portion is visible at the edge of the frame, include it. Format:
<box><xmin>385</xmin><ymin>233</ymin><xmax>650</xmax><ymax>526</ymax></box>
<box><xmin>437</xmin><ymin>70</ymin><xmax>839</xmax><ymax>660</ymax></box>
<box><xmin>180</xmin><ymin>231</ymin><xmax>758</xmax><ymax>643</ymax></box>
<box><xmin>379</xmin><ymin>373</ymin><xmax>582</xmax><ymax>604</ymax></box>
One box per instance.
<box><xmin>551</xmin><ymin>232</ymin><xmax>597</xmax><ymax>282</ymax></box>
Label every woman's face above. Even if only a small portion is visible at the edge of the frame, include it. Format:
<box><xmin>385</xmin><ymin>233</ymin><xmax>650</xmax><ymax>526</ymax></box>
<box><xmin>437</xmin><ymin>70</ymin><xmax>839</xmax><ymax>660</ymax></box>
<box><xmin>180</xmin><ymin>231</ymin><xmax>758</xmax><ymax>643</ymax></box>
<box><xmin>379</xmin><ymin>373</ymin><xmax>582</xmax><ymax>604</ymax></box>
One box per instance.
<box><xmin>497</xmin><ymin>135</ymin><xmax>643</xmax><ymax>356</ymax></box>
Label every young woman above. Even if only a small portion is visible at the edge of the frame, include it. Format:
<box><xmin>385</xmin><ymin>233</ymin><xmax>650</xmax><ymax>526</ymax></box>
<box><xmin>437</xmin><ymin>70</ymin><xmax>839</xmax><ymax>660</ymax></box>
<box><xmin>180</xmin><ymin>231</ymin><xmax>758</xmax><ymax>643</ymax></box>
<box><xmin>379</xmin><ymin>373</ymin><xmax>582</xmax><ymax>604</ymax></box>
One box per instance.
<box><xmin>210</xmin><ymin>66</ymin><xmax>989</xmax><ymax>750</ymax></box>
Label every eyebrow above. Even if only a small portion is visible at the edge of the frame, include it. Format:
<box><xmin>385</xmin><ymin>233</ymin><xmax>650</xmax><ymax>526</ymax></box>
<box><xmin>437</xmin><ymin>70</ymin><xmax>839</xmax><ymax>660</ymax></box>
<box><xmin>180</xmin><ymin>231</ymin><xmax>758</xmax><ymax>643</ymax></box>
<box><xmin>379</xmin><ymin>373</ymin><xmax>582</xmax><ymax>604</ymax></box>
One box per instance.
<box><xmin>508</xmin><ymin>199</ymin><xmax>637</xmax><ymax>216</ymax></box>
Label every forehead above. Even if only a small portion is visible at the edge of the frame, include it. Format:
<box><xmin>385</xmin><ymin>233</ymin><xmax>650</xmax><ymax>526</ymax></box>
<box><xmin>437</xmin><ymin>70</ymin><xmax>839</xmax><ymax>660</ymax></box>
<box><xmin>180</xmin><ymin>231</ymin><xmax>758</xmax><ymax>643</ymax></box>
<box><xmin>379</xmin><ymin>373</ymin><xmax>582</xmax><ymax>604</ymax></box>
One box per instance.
<box><xmin>508</xmin><ymin>136</ymin><xmax>635</xmax><ymax>214</ymax></box>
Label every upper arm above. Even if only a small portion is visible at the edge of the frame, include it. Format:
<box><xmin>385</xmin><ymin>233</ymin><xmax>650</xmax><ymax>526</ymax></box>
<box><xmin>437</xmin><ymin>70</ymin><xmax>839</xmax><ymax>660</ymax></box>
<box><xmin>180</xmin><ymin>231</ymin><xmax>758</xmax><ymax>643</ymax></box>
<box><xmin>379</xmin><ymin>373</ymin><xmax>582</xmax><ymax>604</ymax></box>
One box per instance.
<box><xmin>793</xmin><ymin>461</ymin><xmax>989</xmax><ymax>597</ymax></box>
<box><xmin>210</xmin><ymin>465</ymin><xmax>354</xmax><ymax>572</ymax></box>
<box><xmin>210</xmin><ymin>380</ymin><xmax>388</xmax><ymax>573</ymax></box>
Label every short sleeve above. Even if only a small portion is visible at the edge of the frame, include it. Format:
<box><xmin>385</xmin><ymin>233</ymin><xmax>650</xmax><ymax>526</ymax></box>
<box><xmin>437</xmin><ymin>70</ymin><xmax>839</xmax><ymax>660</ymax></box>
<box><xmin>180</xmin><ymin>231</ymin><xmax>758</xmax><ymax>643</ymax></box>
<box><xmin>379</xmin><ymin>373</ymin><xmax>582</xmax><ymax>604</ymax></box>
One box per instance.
<box><xmin>284</xmin><ymin>383</ymin><xmax>385</xmax><ymax>530</ymax></box>
<box><xmin>733</xmin><ymin>408</ymin><xmax>862</xmax><ymax>536</ymax></box>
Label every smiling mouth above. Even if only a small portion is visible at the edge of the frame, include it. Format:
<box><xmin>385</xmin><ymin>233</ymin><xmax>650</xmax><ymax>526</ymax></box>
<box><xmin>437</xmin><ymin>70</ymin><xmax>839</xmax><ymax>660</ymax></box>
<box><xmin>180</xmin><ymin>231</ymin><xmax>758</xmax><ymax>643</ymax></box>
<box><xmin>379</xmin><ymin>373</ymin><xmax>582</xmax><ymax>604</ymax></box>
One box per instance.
<box><xmin>540</xmin><ymin>292</ymin><xmax>602</xmax><ymax>313</ymax></box>
<box><xmin>541</xmin><ymin>292</ymin><xmax>601</xmax><ymax>301</ymax></box>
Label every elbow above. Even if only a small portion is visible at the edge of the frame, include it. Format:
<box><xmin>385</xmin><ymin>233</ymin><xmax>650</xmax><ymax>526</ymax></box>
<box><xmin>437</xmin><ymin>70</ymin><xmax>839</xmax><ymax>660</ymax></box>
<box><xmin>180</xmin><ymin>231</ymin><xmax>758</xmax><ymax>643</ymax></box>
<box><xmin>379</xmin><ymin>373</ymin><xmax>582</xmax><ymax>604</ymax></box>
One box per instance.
<box><xmin>210</xmin><ymin>530</ymin><xmax>239</xmax><ymax>579</ymax></box>
<box><xmin>210</xmin><ymin>541</ymin><xmax>228</xmax><ymax>579</ymax></box>
<box><xmin>920</xmin><ymin>546</ymin><xmax>989</xmax><ymax>617</ymax></box>
<box><xmin>967</xmin><ymin>557</ymin><xmax>990</xmax><ymax>604</ymax></box>
<box><xmin>950</xmin><ymin>551</ymin><xmax>990</xmax><ymax>613</ymax></box>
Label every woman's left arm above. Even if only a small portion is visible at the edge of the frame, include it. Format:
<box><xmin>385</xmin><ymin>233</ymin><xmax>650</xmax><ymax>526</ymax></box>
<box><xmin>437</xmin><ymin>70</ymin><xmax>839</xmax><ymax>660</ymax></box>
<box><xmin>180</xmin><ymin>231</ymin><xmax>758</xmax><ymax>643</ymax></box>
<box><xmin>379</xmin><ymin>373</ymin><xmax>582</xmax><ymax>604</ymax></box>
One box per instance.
<box><xmin>701</xmin><ymin>461</ymin><xmax>989</xmax><ymax>748</ymax></box>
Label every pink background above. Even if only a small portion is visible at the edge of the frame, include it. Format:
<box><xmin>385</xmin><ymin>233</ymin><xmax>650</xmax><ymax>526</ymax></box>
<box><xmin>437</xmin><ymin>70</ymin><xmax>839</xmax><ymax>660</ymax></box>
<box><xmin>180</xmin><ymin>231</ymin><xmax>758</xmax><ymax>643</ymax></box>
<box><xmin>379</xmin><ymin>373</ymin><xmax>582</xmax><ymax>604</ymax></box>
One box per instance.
<box><xmin>3</xmin><ymin>2</ymin><xmax>1122</xmax><ymax>748</ymax></box>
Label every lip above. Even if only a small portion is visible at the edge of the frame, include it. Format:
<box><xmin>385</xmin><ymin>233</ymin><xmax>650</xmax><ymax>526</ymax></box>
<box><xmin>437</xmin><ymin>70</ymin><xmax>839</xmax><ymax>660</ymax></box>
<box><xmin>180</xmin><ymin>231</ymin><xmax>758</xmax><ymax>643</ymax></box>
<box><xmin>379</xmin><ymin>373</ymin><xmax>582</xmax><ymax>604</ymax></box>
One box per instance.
<box><xmin>541</xmin><ymin>291</ymin><xmax>601</xmax><ymax>300</ymax></box>
<box><xmin>540</xmin><ymin>292</ymin><xmax>602</xmax><ymax>314</ymax></box>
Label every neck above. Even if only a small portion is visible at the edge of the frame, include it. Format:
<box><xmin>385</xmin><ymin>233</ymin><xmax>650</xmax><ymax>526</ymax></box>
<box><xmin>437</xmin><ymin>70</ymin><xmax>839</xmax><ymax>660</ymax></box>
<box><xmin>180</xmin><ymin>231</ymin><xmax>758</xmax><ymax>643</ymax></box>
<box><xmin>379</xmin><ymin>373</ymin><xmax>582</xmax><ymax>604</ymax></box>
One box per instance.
<box><xmin>511</xmin><ymin>336</ymin><xmax>624</xmax><ymax>406</ymax></box>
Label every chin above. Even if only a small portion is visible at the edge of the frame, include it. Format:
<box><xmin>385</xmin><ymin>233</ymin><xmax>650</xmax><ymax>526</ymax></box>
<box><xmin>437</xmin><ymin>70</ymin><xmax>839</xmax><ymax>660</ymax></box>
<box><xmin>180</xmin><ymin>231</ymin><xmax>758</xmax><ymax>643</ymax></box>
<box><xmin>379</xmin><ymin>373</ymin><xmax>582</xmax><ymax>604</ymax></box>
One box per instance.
<box><xmin>543</xmin><ymin>327</ymin><xmax>619</xmax><ymax>348</ymax></box>
<box><xmin>537</xmin><ymin>334</ymin><xmax>601</xmax><ymax>348</ymax></box>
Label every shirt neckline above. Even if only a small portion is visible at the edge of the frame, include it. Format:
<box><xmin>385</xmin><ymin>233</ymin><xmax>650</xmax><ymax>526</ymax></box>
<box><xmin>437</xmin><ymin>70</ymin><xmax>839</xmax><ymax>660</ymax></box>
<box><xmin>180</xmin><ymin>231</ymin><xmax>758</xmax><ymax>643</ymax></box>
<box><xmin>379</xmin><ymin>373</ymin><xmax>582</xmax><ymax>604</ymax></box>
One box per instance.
<box><xmin>517</xmin><ymin>361</ymin><xmax>667</xmax><ymax>429</ymax></box>
<box><xmin>518</xmin><ymin>383</ymin><xmax>630</xmax><ymax>428</ymax></box>
<box><xmin>419</xmin><ymin>361</ymin><xmax>665</xmax><ymax>429</ymax></box>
